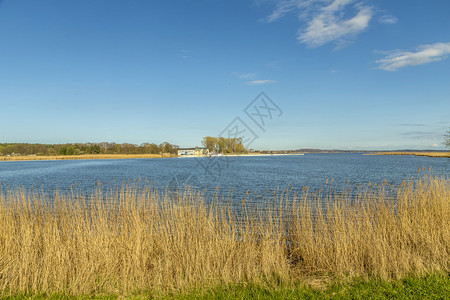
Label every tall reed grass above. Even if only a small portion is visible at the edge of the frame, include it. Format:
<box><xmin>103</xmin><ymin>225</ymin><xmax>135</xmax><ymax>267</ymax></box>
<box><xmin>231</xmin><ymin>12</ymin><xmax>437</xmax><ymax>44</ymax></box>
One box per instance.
<box><xmin>0</xmin><ymin>175</ymin><xmax>448</xmax><ymax>296</ymax></box>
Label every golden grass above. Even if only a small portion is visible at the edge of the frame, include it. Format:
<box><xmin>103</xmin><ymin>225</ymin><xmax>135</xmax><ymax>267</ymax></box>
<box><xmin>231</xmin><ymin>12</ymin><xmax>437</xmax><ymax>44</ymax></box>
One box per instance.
<box><xmin>0</xmin><ymin>176</ymin><xmax>448</xmax><ymax>296</ymax></box>
<box><xmin>0</xmin><ymin>153</ymin><xmax>173</xmax><ymax>161</ymax></box>
<box><xmin>367</xmin><ymin>152</ymin><xmax>450</xmax><ymax>158</ymax></box>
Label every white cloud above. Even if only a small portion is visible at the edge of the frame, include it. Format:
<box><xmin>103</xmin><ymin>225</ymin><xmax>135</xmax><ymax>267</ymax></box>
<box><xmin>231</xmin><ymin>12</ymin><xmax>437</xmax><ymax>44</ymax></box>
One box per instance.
<box><xmin>233</xmin><ymin>72</ymin><xmax>257</xmax><ymax>79</ymax></box>
<box><xmin>233</xmin><ymin>71</ymin><xmax>277</xmax><ymax>85</ymax></box>
<box><xmin>246</xmin><ymin>79</ymin><xmax>277</xmax><ymax>85</ymax></box>
<box><xmin>299</xmin><ymin>3</ymin><xmax>373</xmax><ymax>47</ymax></box>
<box><xmin>432</xmin><ymin>143</ymin><xmax>439</xmax><ymax>147</ymax></box>
<box><xmin>378</xmin><ymin>15</ymin><xmax>397</xmax><ymax>24</ymax></box>
<box><xmin>178</xmin><ymin>49</ymin><xmax>192</xmax><ymax>60</ymax></box>
<box><xmin>266</xmin><ymin>60</ymin><xmax>283</xmax><ymax>68</ymax></box>
<box><xmin>265</xmin><ymin>0</ymin><xmax>376</xmax><ymax>48</ymax></box>
<box><xmin>375</xmin><ymin>42</ymin><xmax>450</xmax><ymax>71</ymax></box>
<box><xmin>265</xmin><ymin>1</ymin><xmax>296</xmax><ymax>23</ymax></box>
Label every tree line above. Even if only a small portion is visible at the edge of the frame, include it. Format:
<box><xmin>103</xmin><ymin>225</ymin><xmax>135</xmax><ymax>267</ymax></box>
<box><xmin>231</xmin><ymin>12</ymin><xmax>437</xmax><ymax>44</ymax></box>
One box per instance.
<box><xmin>0</xmin><ymin>136</ymin><xmax>250</xmax><ymax>157</ymax></box>
<box><xmin>0</xmin><ymin>142</ymin><xmax>180</xmax><ymax>156</ymax></box>
<box><xmin>201</xmin><ymin>136</ymin><xmax>246</xmax><ymax>153</ymax></box>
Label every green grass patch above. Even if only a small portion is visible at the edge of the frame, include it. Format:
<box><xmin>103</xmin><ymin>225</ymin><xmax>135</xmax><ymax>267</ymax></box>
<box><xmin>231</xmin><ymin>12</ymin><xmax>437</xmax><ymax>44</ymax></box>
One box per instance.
<box><xmin>168</xmin><ymin>274</ymin><xmax>450</xmax><ymax>300</ymax></box>
<box><xmin>3</xmin><ymin>274</ymin><xmax>448</xmax><ymax>299</ymax></box>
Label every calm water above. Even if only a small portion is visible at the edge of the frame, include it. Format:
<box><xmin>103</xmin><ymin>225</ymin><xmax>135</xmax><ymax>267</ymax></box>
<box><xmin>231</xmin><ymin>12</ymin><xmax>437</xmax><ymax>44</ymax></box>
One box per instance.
<box><xmin>0</xmin><ymin>154</ymin><xmax>448</xmax><ymax>202</ymax></box>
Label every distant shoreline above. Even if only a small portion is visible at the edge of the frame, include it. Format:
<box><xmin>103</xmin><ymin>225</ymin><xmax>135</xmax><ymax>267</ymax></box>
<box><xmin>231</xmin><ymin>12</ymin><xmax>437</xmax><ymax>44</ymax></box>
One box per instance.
<box><xmin>225</xmin><ymin>153</ymin><xmax>304</xmax><ymax>157</ymax></box>
<box><xmin>179</xmin><ymin>153</ymin><xmax>305</xmax><ymax>157</ymax></box>
<box><xmin>2</xmin><ymin>151</ymin><xmax>449</xmax><ymax>162</ymax></box>
<box><xmin>0</xmin><ymin>153</ymin><xmax>173</xmax><ymax>162</ymax></box>
<box><xmin>0</xmin><ymin>153</ymin><xmax>305</xmax><ymax>162</ymax></box>
<box><xmin>366</xmin><ymin>152</ymin><xmax>450</xmax><ymax>158</ymax></box>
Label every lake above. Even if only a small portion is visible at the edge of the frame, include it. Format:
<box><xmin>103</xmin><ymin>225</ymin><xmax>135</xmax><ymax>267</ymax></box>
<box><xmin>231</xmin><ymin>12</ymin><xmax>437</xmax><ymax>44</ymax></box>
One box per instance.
<box><xmin>0</xmin><ymin>154</ymin><xmax>448</xmax><ymax>202</ymax></box>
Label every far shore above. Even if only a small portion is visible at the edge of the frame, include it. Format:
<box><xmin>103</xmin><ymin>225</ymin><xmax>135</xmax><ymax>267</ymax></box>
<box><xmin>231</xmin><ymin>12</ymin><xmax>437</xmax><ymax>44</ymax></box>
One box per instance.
<box><xmin>2</xmin><ymin>151</ymin><xmax>449</xmax><ymax>162</ymax></box>
<box><xmin>180</xmin><ymin>153</ymin><xmax>305</xmax><ymax>158</ymax></box>
<box><xmin>366</xmin><ymin>151</ymin><xmax>450</xmax><ymax>158</ymax></box>
<box><xmin>0</xmin><ymin>153</ymin><xmax>306</xmax><ymax>162</ymax></box>
<box><xmin>226</xmin><ymin>153</ymin><xmax>305</xmax><ymax>157</ymax></box>
<box><xmin>0</xmin><ymin>152</ymin><xmax>309</xmax><ymax>162</ymax></box>
<box><xmin>0</xmin><ymin>153</ymin><xmax>173</xmax><ymax>162</ymax></box>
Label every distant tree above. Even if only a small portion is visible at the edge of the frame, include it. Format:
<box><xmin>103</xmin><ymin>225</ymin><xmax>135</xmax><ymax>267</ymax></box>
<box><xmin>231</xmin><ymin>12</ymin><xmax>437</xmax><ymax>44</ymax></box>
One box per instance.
<box><xmin>112</xmin><ymin>143</ymin><xmax>122</xmax><ymax>154</ymax></box>
<box><xmin>46</xmin><ymin>147</ymin><xmax>57</xmax><ymax>155</ymax></box>
<box><xmin>58</xmin><ymin>146</ymin><xmax>67</xmax><ymax>155</ymax></box>
<box><xmin>234</xmin><ymin>142</ymin><xmax>246</xmax><ymax>153</ymax></box>
<box><xmin>202</xmin><ymin>136</ymin><xmax>218</xmax><ymax>152</ymax></box>
<box><xmin>443</xmin><ymin>128</ymin><xmax>450</xmax><ymax>150</ymax></box>
<box><xmin>142</xmin><ymin>143</ymin><xmax>159</xmax><ymax>154</ymax></box>
<box><xmin>120</xmin><ymin>143</ymin><xmax>135</xmax><ymax>154</ymax></box>
<box><xmin>66</xmin><ymin>146</ymin><xmax>75</xmax><ymax>155</ymax></box>
<box><xmin>218</xmin><ymin>137</ymin><xmax>227</xmax><ymax>153</ymax></box>
<box><xmin>159</xmin><ymin>142</ymin><xmax>179</xmax><ymax>154</ymax></box>
<box><xmin>33</xmin><ymin>144</ymin><xmax>47</xmax><ymax>155</ymax></box>
<box><xmin>88</xmin><ymin>144</ymin><xmax>101</xmax><ymax>154</ymax></box>
<box><xmin>99</xmin><ymin>142</ymin><xmax>110</xmax><ymax>153</ymax></box>
<box><xmin>201</xmin><ymin>136</ymin><xmax>246</xmax><ymax>153</ymax></box>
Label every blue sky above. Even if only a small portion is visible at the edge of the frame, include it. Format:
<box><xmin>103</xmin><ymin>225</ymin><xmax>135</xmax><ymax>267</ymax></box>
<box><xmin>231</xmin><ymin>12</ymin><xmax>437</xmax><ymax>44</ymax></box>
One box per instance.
<box><xmin>0</xmin><ymin>0</ymin><xmax>449</xmax><ymax>150</ymax></box>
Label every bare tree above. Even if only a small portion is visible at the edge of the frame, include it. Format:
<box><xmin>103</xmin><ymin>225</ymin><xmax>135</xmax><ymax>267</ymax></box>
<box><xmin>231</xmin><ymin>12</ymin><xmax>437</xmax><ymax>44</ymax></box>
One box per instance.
<box><xmin>443</xmin><ymin>127</ymin><xmax>450</xmax><ymax>150</ymax></box>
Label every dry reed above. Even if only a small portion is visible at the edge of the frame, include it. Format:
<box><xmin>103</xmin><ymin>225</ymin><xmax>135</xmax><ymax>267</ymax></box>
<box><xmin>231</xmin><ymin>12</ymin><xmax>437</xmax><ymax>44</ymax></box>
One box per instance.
<box><xmin>0</xmin><ymin>176</ymin><xmax>448</xmax><ymax>296</ymax></box>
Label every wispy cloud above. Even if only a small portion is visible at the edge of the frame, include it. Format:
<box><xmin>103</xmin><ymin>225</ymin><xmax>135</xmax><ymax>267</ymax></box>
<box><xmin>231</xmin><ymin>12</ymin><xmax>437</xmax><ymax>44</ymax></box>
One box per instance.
<box><xmin>233</xmin><ymin>72</ymin><xmax>257</xmax><ymax>80</ymax></box>
<box><xmin>246</xmin><ymin>79</ymin><xmax>277</xmax><ymax>85</ymax></box>
<box><xmin>178</xmin><ymin>49</ymin><xmax>192</xmax><ymax>60</ymax></box>
<box><xmin>376</xmin><ymin>42</ymin><xmax>450</xmax><ymax>71</ymax></box>
<box><xmin>264</xmin><ymin>0</ymin><xmax>378</xmax><ymax>48</ymax></box>
<box><xmin>299</xmin><ymin>1</ymin><xmax>373</xmax><ymax>48</ymax></box>
<box><xmin>378</xmin><ymin>14</ymin><xmax>397</xmax><ymax>24</ymax></box>
<box><xmin>266</xmin><ymin>60</ymin><xmax>284</xmax><ymax>68</ymax></box>
<box><xmin>265</xmin><ymin>2</ymin><xmax>293</xmax><ymax>23</ymax></box>
<box><xmin>401</xmin><ymin>131</ymin><xmax>442</xmax><ymax>140</ymax></box>
<box><xmin>395</xmin><ymin>123</ymin><xmax>426</xmax><ymax>127</ymax></box>
<box><xmin>233</xmin><ymin>71</ymin><xmax>277</xmax><ymax>85</ymax></box>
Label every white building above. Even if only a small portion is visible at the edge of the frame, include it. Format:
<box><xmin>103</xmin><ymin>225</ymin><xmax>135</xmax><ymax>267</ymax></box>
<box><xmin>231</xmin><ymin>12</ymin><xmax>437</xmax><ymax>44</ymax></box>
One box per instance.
<box><xmin>177</xmin><ymin>148</ymin><xmax>209</xmax><ymax>156</ymax></box>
